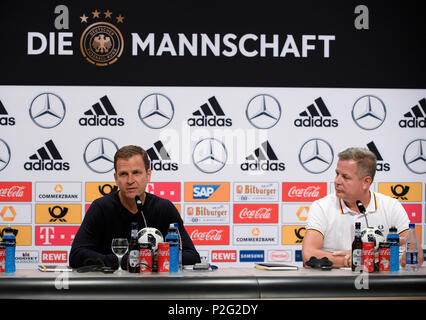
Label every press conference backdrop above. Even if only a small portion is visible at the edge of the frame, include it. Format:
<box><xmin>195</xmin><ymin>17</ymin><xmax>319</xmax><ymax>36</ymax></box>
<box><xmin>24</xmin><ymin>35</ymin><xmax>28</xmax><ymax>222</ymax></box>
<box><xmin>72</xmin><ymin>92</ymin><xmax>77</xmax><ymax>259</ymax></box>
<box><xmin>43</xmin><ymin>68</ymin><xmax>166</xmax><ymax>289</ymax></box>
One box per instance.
<box><xmin>0</xmin><ymin>1</ymin><xmax>425</xmax><ymax>268</ymax></box>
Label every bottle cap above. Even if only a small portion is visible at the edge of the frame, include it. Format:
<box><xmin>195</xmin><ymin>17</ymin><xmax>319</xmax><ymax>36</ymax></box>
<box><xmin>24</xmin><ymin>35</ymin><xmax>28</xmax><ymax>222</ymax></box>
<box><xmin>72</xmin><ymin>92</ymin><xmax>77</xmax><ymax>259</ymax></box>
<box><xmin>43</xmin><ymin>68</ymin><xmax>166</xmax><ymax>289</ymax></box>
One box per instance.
<box><xmin>409</xmin><ymin>223</ymin><xmax>415</xmax><ymax>229</ymax></box>
<box><xmin>389</xmin><ymin>226</ymin><xmax>397</xmax><ymax>233</ymax></box>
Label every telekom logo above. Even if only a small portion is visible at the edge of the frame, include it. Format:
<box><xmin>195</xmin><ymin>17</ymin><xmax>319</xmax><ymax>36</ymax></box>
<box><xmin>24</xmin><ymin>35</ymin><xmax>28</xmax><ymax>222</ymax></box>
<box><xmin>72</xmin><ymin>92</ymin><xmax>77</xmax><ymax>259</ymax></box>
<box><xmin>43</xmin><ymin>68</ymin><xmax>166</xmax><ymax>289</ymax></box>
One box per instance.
<box><xmin>282</xmin><ymin>182</ymin><xmax>327</xmax><ymax>202</ymax></box>
<box><xmin>35</xmin><ymin>226</ymin><xmax>78</xmax><ymax>246</ymax></box>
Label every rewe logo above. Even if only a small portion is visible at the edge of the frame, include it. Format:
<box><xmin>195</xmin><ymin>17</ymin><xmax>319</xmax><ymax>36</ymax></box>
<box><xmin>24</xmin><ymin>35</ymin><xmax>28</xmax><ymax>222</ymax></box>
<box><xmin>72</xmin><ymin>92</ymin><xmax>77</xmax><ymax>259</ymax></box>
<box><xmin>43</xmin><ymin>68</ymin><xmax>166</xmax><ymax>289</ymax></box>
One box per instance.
<box><xmin>294</xmin><ymin>97</ymin><xmax>338</xmax><ymax>127</ymax></box>
<box><xmin>24</xmin><ymin>140</ymin><xmax>70</xmax><ymax>171</ymax></box>
<box><xmin>241</xmin><ymin>141</ymin><xmax>285</xmax><ymax>171</ymax></box>
<box><xmin>187</xmin><ymin>96</ymin><xmax>232</xmax><ymax>127</ymax></box>
<box><xmin>399</xmin><ymin>98</ymin><xmax>426</xmax><ymax>128</ymax></box>
<box><xmin>146</xmin><ymin>140</ymin><xmax>178</xmax><ymax>171</ymax></box>
<box><xmin>366</xmin><ymin>141</ymin><xmax>390</xmax><ymax>172</ymax></box>
<box><xmin>0</xmin><ymin>100</ymin><xmax>15</xmax><ymax>126</ymax></box>
<box><xmin>79</xmin><ymin>95</ymin><xmax>124</xmax><ymax>126</ymax></box>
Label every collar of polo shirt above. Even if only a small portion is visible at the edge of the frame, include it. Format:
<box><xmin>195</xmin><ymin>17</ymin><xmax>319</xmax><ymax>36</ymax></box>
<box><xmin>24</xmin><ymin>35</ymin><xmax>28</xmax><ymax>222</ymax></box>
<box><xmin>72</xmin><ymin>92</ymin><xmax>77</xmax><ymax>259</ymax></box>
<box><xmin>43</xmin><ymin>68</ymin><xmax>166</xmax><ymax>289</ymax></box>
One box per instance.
<box><xmin>338</xmin><ymin>191</ymin><xmax>378</xmax><ymax>215</ymax></box>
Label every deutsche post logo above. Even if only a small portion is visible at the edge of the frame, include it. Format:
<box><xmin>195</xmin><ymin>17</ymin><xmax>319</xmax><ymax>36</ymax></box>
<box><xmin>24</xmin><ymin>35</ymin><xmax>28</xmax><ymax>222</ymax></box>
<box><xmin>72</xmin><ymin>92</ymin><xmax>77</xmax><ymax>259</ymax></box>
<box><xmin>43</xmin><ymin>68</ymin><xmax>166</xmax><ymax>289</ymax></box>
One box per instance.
<box><xmin>79</xmin><ymin>10</ymin><xmax>124</xmax><ymax>66</ymax></box>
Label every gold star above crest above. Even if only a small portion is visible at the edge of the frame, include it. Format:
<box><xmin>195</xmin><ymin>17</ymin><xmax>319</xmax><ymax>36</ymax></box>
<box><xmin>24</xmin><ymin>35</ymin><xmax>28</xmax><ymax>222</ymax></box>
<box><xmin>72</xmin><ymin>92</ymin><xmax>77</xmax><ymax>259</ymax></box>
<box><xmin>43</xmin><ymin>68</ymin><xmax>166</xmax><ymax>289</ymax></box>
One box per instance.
<box><xmin>92</xmin><ymin>9</ymin><xmax>101</xmax><ymax>18</ymax></box>
<box><xmin>116</xmin><ymin>14</ymin><xmax>125</xmax><ymax>23</ymax></box>
<box><xmin>80</xmin><ymin>13</ymin><xmax>88</xmax><ymax>23</ymax></box>
<box><xmin>104</xmin><ymin>10</ymin><xmax>113</xmax><ymax>18</ymax></box>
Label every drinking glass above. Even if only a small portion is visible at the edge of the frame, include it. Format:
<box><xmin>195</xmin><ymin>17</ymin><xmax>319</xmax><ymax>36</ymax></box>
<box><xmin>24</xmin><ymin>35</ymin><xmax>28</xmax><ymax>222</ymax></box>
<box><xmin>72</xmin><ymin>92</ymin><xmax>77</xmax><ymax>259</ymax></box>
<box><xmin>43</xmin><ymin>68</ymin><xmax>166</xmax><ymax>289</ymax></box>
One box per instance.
<box><xmin>111</xmin><ymin>238</ymin><xmax>129</xmax><ymax>272</ymax></box>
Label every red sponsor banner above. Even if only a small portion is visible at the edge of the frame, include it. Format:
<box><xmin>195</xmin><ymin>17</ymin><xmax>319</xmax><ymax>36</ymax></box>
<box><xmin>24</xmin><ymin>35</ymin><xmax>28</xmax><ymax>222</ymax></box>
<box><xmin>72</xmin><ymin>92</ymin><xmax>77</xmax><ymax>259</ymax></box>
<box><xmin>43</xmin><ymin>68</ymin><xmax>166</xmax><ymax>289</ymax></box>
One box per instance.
<box><xmin>42</xmin><ymin>251</ymin><xmax>68</xmax><ymax>263</ymax></box>
<box><xmin>146</xmin><ymin>182</ymin><xmax>180</xmax><ymax>202</ymax></box>
<box><xmin>35</xmin><ymin>226</ymin><xmax>79</xmax><ymax>246</ymax></box>
<box><xmin>211</xmin><ymin>250</ymin><xmax>237</xmax><ymax>262</ymax></box>
<box><xmin>185</xmin><ymin>225</ymin><xmax>229</xmax><ymax>245</ymax></box>
<box><xmin>233</xmin><ymin>204</ymin><xmax>278</xmax><ymax>223</ymax></box>
<box><xmin>0</xmin><ymin>182</ymin><xmax>32</xmax><ymax>202</ymax></box>
<box><xmin>282</xmin><ymin>182</ymin><xmax>327</xmax><ymax>202</ymax></box>
<box><xmin>402</xmin><ymin>204</ymin><xmax>422</xmax><ymax>224</ymax></box>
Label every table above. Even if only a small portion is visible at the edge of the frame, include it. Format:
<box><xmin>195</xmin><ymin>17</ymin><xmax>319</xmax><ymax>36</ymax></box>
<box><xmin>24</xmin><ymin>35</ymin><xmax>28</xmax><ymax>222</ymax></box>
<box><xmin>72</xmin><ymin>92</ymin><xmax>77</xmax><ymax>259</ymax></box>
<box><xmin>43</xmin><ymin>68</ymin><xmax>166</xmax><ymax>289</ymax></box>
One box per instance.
<box><xmin>0</xmin><ymin>267</ymin><xmax>425</xmax><ymax>300</ymax></box>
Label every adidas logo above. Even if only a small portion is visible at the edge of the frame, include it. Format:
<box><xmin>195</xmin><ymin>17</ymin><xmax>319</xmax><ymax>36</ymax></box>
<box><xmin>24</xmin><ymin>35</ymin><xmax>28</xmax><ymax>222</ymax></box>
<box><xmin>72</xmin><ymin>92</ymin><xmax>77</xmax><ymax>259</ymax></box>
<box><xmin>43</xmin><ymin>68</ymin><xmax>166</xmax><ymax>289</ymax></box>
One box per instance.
<box><xmin>24</xmin><ymin>140</ymin><xmax>70</xmax><ymax>171</ymax></box>
<box><xmin>294</xmin><ymin>97</ymin><xmax>338</xmax><ymax>127</ymax></box>
<box><xmin>0</xmin><ymin>100</ymin><xmax>16</xmax><ymax>126</ymax></box>
<box><xmin>187</xmin><ymin>96</ymin><xmax>232</xmax><ymax>127</ymax></box>
<box><xmin>146</xmin><ymin>140</ymin><xmax>178</xmax><ymax>171</ymax></box>
<box><xmin>366</xmin><ymin>141</ymin><xmax>390</xmax><ymax>172</ymax></box>
<box><xmin>399</xmin><ymin>98</ymin><xmax>426</xmax><ymax>128</ymax></box>
<box><xmin>79</xmin><ymin>95</ymin><xmax>124</xmax><ymax>126</ymax></box>
<box><xmin>240</xmin><ymin>141</ymin><xmax>285</xmax><ymax>171</ymax></box>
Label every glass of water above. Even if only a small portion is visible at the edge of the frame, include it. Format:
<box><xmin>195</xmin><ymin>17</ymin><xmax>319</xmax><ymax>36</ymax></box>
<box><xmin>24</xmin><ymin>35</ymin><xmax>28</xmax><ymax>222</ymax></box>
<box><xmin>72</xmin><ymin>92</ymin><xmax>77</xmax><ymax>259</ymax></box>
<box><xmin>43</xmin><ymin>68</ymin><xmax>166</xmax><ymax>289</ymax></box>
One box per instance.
<box><xmin>111</xmin><ymin>238</ymin><xmax>129</xmax><ymax>272</ymax></box>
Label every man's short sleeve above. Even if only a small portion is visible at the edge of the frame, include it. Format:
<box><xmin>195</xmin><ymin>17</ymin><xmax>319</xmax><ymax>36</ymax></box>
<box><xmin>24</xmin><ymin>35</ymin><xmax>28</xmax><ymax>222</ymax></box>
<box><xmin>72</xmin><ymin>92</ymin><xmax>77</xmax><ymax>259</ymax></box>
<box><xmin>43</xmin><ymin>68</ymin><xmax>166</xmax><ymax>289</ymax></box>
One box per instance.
<box><xmin>306</xmin><ymin>200</ymin><xmax>327</xmax><ymax>237</ymax></box>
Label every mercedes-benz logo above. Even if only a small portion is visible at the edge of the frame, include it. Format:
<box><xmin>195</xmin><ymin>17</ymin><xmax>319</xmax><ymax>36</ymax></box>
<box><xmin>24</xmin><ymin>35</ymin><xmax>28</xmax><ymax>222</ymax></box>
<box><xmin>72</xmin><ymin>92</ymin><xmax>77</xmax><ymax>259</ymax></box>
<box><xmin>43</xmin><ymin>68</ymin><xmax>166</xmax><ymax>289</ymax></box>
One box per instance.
<box><xmin>0</xmin><ymin>139</ymin><xmax>11</xmax><ymax>172</ymax></box>
<box><xmin>352</xmin><ymin>95</ymin><xmax>386</xmax><ymax>130</ymax></box>
<box><xmin>403</xmin><ymin>139</ymin><xmax>426</xmax><ymax>174</ymax></box>
<box><xmin>246</xmin><ymin>94</ymin><xmax>282</xmax><ymax>129</ymax></box>
<box><xmin>83</xmin><ymin>137</ymin><xmax>119</xmax><ymax>174</ymax></box>
<box><xmin>299</xmin><ymin>138</ymin><xmax>334</xmax><ymax>174</ymax></box>
<box><xmin>138</xmin><ymin>93</ymin><xmax>174</xmax><ymax>129</ymax></box>
<box><xmin>192</xmin><ymin>138</ymin><xmax>227</xmax><ymax>174</ymax></box>
<box><xmin>29</xmin><ymin>92</ymin><xmax>66</xmax><ymax>129</ymax></box>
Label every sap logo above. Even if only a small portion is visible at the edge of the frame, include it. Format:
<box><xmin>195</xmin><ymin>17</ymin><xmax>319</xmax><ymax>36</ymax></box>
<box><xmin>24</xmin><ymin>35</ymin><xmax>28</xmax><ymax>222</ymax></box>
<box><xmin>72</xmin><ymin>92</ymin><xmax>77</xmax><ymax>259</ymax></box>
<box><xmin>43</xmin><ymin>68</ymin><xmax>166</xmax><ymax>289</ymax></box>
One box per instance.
<box><xmin>193</xmin><ymin>185</ymin><xmax>220</xmax><ymax>199</ymax></box>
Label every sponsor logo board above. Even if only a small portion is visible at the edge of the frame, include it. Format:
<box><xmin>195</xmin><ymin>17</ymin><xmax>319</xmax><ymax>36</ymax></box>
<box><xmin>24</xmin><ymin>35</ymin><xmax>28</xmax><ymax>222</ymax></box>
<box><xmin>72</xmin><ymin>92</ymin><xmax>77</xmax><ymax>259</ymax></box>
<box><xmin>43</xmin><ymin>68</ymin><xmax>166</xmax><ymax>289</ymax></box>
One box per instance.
<box><xmin>184</xmin><ymin>182</ymin><xmax>229</xmax><ymax>202</ymax></box>
<box><xmin>0</xmin><ymin>225</ymin><xmax>32</xmax><ymax>246</ymax></box>
<box><xmin>282</xmin><ymin>182</ymin><xmax>327</xmax><ymax>202</ymax></box>
<box><xmin>184</xmin><ymin>204</ymin><xmax>230</xmax><ymax>224</ymax></box>
<box><xmin>35</xmin><ymin>204</ymin><xmax>82</xmax><ymax>224</ymax></box>
<box><xmin>0</xmin><ymin>182</ymin><xmax>32</xmax><ymax>202</ymax></box>
<box><xmin>233</xmin><ymin>182</ymin><xmax>279</xmax><ymax>202</ymax></box>
<box><xmin>186</xmin><ymin>225</ymin><xmax>229</xmax><ymax>245</ymax></box>
<box><xmin>36</xmin><ymin>182</ymin><xmax>81</xmax><ymax>202</ymax></box>
<box><xmin>378</xmin><ymin>183</ymin><xmax>422</xmax><ymax>202</ymax></box>
<box><xmin>0</xmin><ymin>204</ymin><xmax>32</xmax><ymax>224</ymax></box>
<box><xmin>233</xmin><ymin>225</ymin><xmax>278</xmax><ymax>245</ymax></box>
<box><xmin>233</xmin><ymin>204</ymin><xmax>278</xmax><ymax>223</ymax></box>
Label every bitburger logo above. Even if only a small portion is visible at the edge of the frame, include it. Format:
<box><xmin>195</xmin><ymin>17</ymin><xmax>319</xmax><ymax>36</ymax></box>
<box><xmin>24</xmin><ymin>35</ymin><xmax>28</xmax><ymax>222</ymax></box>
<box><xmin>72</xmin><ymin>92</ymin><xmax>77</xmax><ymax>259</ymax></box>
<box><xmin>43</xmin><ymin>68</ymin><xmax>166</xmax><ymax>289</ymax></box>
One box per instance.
<box><xmin>79</xmin><ymin>9</ymin><xmax>124</xmax><ymax>66</ymax></box>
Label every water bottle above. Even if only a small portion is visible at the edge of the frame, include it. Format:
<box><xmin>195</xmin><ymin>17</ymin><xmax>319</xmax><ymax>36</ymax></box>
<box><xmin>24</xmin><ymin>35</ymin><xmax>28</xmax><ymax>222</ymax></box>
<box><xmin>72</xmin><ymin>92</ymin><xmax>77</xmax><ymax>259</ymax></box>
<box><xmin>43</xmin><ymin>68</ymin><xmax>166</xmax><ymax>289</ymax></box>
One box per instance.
<box><xmin>405</xmin><ymin>223</ymin><xmax>418</xmax><ymax>272</ymax></box>
<box><xmin>165</xmin><ymin>223</ymin><xmax>179</xmax><ymax>273</ymax></box>
<box><xmin>174</xmin><ymin>223</ymin><xmax>182</xmax><ymax>271</ymax></box>
<box><xmin>386</xmin><ymin>226</ymin><xmax>399</xmax><ymax>272</ymax></box>
<box><xmin>1</xmin><ymin>225</ymin><xmax>18</xmax><ymax>273</ymax></box>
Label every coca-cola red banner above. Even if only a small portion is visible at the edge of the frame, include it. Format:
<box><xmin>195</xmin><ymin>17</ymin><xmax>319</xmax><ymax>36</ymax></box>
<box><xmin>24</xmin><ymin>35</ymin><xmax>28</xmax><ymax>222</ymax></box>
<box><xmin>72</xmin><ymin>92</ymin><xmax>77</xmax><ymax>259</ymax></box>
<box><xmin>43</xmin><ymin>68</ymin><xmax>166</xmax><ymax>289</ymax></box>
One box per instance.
<box><xmin>185</xmin><ymin>226</ymin><xmax>230</xmax><ymax>245</ymax></box>
<box><xmin>282</xmin><ymin>182</ymin><xmax>327</xmax><ymax>202</ymax></box>
<box><xmin>233</xmin><ymin>204</ymin><xmax>278</xmax><ymax>223</ymax></box>
<box><xmin>0</xmin><ymin>182</ymin><xmax>32</xmax><ymax>202</ymax></box>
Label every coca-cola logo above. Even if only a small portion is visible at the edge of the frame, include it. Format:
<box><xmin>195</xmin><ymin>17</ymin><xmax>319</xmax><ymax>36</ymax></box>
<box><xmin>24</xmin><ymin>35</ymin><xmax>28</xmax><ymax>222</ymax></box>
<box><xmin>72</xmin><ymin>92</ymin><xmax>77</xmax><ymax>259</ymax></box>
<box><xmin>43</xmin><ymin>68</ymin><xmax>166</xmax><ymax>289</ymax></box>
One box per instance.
<box><xmin>288</xmin><ymin>186</ymin><xmax>320</xmax><ymax>198</ymax></box>
<box><xmin>0</xmin><ymin>182</ymin><xmax>32</xmax><ymax>202</ymax></box>
<box><xmin>240</xmin><ymin>207</ymin><xmax>271</xmax><ymax>219</ymax></box>
<box><xmin>282</xmin><ymin>182</ymin><xmax>327</xmax><ymax>202</ymax></box>
<box><xmin>186</xmin><ymin>226</ymin><xmax>229</xmax><ymax>245</ymax></box>
<box><xmin>233</xmin><ymin>204</ymin><xmax>278</xmax><ymax>223</ymax></box>
<box><xmin>191</xmin><ymin>229</ymin><xmax>223</xmax><ymax>241</ymax></box>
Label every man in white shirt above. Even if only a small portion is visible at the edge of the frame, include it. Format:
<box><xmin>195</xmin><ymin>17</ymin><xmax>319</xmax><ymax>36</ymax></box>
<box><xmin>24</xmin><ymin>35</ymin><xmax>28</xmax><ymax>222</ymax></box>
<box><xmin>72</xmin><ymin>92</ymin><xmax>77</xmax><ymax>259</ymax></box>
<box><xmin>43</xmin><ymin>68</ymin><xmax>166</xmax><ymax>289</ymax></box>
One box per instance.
<box><xmin>302</xmin><ymin>147</ymin><xmax>424</xmax><ymax>268</ymax></box>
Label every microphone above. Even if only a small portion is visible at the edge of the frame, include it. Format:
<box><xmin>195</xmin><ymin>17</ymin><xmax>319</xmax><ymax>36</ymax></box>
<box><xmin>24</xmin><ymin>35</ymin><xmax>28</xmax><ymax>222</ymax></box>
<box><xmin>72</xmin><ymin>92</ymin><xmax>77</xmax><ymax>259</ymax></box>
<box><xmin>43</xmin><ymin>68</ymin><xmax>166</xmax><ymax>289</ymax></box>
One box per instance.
<box><xmin>135</xmin><ymin>196</ymin><xmax>147</xmax><ymax>228</ymax></box>
<box><xmin>356</xmin><ymin>200</ymin><xmax>370</xmax><ymax>228</ymax></box>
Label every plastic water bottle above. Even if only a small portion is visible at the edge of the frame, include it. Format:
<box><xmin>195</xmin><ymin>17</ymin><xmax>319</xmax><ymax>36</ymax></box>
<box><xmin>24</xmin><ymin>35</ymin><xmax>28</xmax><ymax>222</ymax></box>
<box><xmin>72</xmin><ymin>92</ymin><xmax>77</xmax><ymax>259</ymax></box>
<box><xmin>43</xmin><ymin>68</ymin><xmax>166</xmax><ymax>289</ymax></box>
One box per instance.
<box><xmin>405</xmin><ymin>223</ymin><xmax>418</xmax><ymax>272</ymax></box>
<box><xmin>165</xmin><ymin>223</ymin><xmax>179</xmax><ymax>273</ymax></box>
<box><xmin>387</xmin><ymin>226</ymin><xmax>399</xmax><ymax>272</ymax></box>
<box><xmin>174</xmin><ymin>223</ymin><xmax>182</xmax><ymax>271</ymax></box>
<box><xmin>1</xmin><ymin>225</ymin><xmax>18</xmax><ymax>273</ymax></box>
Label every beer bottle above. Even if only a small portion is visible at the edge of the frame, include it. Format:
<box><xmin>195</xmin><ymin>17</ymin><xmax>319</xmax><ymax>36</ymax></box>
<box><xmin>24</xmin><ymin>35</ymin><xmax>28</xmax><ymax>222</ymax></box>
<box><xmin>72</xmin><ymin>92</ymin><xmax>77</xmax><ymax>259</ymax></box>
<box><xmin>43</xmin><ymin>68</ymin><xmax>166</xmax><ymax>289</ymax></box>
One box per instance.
<box><xmin>351</xmin><ymin>222</ymin><xmax>362</xmax><ymax>271</ymax></box>
<box><xmin>128</xmin><ymin>222</ymin><xmax>140</xmax><ymax>273</ymax></box>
